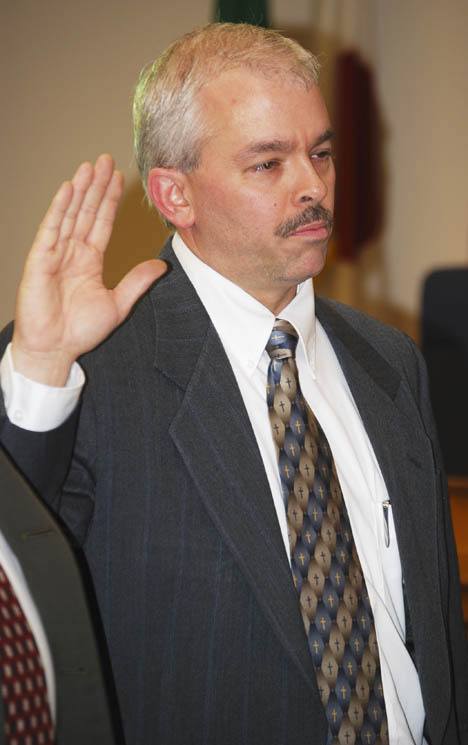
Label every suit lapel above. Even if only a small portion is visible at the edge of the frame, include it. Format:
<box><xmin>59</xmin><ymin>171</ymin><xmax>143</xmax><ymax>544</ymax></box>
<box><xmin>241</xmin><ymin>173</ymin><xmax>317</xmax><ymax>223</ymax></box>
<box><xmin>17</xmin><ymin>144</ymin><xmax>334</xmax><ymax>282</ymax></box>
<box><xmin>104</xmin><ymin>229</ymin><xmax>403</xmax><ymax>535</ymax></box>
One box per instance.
<box><xmin>151</xmin><ymin>244</ymin><xmax>320</xmax><ymax>698</ymax></box>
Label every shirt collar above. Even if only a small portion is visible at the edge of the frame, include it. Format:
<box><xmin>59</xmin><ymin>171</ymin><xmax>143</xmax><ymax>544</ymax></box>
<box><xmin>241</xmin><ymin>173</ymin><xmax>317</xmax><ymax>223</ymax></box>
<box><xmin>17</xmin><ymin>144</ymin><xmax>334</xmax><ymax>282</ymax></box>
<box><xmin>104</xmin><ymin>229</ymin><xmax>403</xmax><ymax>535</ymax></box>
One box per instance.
<box><xmin>172</xmin><ymin>233</ymin><xmax>316</xmax><ymax>377</ymax></box>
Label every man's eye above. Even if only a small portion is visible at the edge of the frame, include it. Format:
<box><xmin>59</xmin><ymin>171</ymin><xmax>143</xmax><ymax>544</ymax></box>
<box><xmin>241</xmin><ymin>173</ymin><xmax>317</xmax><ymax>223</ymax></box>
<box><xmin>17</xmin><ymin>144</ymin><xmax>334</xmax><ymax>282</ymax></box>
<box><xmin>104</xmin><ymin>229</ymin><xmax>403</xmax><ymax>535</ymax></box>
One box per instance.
<box><xmin>312</xmin><ymin>149</ymin><xmax>333</xmax><ymax>161</ymax></box>
<box><xmin>254</xmin><ymin>160</ymin><xmax>278</xmax><ymax>172</ymax></box>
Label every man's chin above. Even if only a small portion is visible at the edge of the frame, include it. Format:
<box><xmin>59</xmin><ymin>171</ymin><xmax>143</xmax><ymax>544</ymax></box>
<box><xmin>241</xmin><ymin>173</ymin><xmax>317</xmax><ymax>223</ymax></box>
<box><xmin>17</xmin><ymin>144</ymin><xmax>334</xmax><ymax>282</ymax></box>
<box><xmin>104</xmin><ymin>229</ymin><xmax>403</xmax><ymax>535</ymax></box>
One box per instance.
<box><xmin>281</xmin><ymin>243</ymin><xmax>328</xmax><ymax>283</ymax></box>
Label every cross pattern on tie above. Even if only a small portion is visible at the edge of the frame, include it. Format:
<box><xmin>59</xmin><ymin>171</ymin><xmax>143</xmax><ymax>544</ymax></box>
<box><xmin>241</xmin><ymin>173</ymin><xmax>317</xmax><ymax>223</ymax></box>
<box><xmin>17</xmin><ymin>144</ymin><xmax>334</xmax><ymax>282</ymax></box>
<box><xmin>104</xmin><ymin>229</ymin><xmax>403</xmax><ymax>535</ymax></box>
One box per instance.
<box><xmin>266</xmin><ymin>319</ymin><xmax>388</xmax><ymax>745</ymax></box>
<box><xmin>0</xmin><ymin>566</ymin><xmax>54</xmax><ymax>745</ymax></box>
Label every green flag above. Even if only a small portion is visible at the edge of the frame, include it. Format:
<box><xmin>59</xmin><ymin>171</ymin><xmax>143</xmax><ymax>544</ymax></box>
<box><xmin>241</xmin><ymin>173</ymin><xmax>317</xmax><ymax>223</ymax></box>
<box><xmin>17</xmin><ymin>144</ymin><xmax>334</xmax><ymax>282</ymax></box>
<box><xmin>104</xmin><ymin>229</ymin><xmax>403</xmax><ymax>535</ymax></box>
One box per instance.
<box><xmin>215</xmin><ymin>0</ymin><xmax>269</xmax><ymax>27</ymax></box>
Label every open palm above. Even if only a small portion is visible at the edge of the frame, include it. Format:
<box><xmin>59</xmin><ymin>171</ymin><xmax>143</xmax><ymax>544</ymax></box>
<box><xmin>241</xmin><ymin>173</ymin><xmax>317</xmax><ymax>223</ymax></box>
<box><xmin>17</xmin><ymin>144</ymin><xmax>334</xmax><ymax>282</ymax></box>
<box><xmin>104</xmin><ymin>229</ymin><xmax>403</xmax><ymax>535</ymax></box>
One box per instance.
<box><xmin>13</xmin><ymin>155</ymin><xmax>166</xmax><ymax>385</ymax></box>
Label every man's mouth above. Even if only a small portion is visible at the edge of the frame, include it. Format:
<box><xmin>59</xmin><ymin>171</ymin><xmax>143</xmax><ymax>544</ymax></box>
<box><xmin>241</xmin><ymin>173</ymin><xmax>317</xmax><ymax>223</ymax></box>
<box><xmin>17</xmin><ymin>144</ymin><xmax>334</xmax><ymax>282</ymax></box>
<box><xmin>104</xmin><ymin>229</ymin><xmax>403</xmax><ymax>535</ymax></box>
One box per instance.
<box><xmin>291</xmin><ymin>221</ymin><xmax>329</xmax><ymax>238</ymax></box>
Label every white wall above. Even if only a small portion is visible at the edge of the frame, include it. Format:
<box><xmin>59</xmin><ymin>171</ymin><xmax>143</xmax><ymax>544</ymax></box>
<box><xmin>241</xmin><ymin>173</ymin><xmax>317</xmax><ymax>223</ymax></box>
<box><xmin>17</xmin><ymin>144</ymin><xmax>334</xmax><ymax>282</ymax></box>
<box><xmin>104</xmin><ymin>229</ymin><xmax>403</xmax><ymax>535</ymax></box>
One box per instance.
<box><xmin>376</xmin><ymin>0</ymin><xmax>468</xmax><ymax>313</ymax></box>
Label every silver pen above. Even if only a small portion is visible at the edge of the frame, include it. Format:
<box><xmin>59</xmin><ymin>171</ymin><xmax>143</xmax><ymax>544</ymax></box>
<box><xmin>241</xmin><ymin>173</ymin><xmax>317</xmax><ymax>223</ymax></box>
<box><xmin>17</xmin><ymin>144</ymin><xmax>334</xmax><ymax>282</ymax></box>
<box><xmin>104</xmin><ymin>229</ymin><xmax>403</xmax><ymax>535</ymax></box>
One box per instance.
<box><xmin>382</xmin><ymin>500</ymin><xmax>391</xmax><ymax>547</ymax></box>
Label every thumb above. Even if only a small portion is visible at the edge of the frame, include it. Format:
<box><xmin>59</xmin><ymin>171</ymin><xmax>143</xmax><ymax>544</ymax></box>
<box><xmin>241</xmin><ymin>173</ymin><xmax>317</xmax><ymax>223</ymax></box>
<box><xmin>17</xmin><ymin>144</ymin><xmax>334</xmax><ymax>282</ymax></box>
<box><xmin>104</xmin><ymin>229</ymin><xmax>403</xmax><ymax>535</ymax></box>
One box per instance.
<box><xmin>112</xmin><ymin>259</ymin><xmax>168</xmax><ymax>322</ymax></box>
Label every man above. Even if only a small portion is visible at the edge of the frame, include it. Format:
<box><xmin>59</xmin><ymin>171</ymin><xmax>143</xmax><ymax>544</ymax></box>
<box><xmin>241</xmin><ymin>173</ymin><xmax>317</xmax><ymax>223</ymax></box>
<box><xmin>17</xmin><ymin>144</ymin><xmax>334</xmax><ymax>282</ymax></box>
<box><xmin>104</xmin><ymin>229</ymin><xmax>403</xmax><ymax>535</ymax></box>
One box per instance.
<box><xmin>0</xmin><ymin>447</ymin><xmax>116</xmax><ymax>744</ymax></box>
<box><xmin>0</xmin><ymin>22</ymin><xmax>467</xmax><ymax>745</ymax></box>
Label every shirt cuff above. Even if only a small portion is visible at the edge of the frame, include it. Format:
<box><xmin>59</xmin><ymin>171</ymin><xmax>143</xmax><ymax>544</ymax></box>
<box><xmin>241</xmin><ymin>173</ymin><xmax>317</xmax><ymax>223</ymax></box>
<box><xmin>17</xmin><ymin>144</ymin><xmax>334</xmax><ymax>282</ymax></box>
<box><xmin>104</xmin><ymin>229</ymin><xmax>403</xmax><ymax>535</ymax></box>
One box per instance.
<box><xmin>0</xmin><ymin>343</ymin><xmax>84</xmax><ymax>432</ymax></box>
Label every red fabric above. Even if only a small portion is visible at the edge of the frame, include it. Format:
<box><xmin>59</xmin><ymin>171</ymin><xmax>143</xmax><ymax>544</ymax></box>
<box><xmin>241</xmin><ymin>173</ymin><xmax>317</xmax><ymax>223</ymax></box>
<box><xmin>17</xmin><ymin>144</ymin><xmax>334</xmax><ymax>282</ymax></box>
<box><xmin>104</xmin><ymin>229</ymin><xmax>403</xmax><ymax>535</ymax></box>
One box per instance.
<box><xmin>0</xmin><ymin>566</ymin><xmax>54</xmax><ymax>745</ymax></box>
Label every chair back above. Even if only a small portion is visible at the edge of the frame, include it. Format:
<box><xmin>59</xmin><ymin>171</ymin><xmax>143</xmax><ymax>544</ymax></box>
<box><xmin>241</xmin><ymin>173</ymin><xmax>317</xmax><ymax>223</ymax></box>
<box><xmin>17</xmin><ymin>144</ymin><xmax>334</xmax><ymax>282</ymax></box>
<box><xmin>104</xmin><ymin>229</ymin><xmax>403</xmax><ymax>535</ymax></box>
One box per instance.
<box><xmin>421</xmin><ymin>268</ymin><xmax>468</xmax><ymax>475</ymax></box>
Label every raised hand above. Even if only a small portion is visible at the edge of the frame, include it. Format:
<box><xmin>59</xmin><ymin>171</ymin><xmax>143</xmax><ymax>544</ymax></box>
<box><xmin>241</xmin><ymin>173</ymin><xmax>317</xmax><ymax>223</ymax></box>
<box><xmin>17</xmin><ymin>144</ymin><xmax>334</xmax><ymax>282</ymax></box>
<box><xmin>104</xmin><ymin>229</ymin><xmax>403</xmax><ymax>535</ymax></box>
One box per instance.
<box><xmin>12</xmin><ymin>154</ymin><xmax>167</xmax><ymax>385</ymax></box>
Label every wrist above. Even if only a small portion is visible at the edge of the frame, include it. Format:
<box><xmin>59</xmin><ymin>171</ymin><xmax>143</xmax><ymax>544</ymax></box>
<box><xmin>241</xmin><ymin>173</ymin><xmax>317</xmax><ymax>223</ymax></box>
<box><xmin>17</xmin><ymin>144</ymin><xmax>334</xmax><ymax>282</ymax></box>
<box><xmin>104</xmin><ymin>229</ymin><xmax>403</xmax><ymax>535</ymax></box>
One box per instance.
<box><xmin>11</xmin><ymin>342</ymin><xmax>75</xmax><ymax>387</ymax></box>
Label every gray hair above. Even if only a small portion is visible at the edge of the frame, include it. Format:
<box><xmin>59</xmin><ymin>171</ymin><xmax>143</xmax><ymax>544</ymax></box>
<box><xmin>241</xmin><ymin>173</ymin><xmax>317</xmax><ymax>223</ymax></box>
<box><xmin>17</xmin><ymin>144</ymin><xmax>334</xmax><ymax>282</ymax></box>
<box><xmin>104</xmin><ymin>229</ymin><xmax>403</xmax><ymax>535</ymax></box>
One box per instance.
<box><xmin>133</xmin><ymin>23</ymin><xmax>320</xmax><ymax>197</ymax></box>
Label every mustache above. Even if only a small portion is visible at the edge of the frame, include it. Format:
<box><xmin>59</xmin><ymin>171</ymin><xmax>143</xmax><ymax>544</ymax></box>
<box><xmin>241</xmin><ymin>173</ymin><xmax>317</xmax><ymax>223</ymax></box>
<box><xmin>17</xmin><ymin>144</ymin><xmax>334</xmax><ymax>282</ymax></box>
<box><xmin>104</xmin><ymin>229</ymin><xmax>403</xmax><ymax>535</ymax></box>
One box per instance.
<box><xmin>274</xmin><ymin>205</ymin><xmax>334</xmax><ymax>239</ymax></box>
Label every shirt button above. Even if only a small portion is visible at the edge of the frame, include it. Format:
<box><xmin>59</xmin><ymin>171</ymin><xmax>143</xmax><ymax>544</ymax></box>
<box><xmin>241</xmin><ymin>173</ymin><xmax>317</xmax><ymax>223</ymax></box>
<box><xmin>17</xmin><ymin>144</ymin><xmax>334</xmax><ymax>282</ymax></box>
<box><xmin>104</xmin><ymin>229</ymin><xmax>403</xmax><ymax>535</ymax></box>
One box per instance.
<box><xmin>247</xmin><ymin>360</ymin><xmax>254</xmax><ymax>369</ymax></box>
<box><xmin>13</xmin><ymin>410</ymin><xmax>23</xmax><ymax>422</ymax></box>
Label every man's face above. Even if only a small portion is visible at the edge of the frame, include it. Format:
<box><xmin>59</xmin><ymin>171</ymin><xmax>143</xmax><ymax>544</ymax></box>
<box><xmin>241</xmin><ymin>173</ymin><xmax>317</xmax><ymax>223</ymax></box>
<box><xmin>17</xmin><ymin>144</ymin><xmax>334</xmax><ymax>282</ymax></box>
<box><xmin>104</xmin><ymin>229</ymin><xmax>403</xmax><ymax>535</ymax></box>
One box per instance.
<box><xmin>180</xmin><ymin>68</ymin><xmax>335</xmax><ymax>310</ymax></box>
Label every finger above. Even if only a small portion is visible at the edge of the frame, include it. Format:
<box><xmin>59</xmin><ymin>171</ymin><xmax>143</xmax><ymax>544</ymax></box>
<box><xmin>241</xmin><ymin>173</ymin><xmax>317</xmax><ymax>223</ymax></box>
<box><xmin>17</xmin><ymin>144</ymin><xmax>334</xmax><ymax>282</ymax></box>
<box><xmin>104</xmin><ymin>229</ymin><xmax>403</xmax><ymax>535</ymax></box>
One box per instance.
<box><xmin>31</xmin><ymin>180</ymin><xmax>74</xmax><ymax>255</ymax></box>
<box><xmin>112</xmin><ymin>259</ymin><xmax>168</xmax><ymax>323</ymax></box>
<box><xmin>86</xmin><ymin>169</ymin><xmax>124</xmax><ymax>252</ymax></box>
<box><xmin>73</xmin><ymin>154</ymin><xmax>115</xmax><ymax>242</ymax></box>
<box><xmin>57</xmin><ymin>161</ymin><xmax>95</xmax><ymax>243</ymax></box>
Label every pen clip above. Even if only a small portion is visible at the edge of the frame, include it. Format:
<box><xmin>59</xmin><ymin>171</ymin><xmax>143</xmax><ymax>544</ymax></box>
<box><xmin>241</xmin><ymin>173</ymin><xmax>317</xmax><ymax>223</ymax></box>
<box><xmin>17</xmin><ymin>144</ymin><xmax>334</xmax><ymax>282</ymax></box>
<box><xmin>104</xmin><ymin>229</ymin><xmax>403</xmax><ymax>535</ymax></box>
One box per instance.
<box><xmin>382</xmin><ymin>500</ymin><xmax>391</xmax><ymax>547</ymax></box>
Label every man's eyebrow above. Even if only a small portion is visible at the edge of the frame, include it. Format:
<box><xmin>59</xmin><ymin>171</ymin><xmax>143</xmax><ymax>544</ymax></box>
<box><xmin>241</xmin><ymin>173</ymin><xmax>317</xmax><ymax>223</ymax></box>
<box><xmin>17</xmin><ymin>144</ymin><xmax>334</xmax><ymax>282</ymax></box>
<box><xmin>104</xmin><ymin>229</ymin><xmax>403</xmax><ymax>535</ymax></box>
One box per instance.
<box><xmin>235</xmin><ymin>128</ymin><xmax>335</xmax><ymax>162</ymax></box>
<box><xmin>235</xmin><ymin>139</ymin><xmax>295</xmax><ymax>162</ymax></box>
<box><xmin>313</xmin><ymin>128</ymin><xmax>335</xmax><ymax>147</ymax></box>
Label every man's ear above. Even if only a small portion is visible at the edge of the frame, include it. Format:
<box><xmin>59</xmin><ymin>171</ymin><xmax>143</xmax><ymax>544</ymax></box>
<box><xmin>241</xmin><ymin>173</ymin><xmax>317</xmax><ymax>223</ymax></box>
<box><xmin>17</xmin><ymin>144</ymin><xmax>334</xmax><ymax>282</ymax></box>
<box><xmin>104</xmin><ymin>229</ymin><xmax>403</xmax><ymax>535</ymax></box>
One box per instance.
<box><xmin>147</xmin><ymin>168</ymin><xmax>194</xmax><ymax>228</ymax></box>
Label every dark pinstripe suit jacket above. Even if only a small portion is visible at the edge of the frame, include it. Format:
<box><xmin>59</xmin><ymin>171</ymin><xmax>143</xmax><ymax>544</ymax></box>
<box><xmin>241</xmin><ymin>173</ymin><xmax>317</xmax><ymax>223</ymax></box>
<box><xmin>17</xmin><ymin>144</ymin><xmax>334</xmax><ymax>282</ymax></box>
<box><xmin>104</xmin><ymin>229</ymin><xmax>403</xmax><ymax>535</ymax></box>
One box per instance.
<box><xmin>1</xmin><ymin>240</ymin><xmax>467</xmax><ymax>745</ymax></box>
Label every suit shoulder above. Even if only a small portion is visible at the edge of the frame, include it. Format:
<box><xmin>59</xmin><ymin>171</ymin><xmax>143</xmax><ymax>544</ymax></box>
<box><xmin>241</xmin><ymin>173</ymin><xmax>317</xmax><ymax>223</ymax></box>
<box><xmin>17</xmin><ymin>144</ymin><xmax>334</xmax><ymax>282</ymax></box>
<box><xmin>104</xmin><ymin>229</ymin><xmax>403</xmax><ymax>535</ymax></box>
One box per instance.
<box><xmin>315</xmin><ymin>296</ymin><xmax>425</xmax><ymax>390</ymax></box>
<box><xmin>317</xmin><ymin>297</ymin><xmax>416</xmax><ymax>354</ymax></box>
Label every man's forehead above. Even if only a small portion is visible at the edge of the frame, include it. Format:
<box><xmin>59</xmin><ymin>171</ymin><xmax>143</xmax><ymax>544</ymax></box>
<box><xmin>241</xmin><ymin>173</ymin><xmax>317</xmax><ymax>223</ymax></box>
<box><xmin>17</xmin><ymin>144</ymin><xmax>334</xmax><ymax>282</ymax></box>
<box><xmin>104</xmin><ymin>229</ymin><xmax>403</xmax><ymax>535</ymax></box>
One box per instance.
<box><xmin>196</xmin><ymin>71</ymin><xmax>330</xmax><ymax>154</ymax></box>
<box><xmin>198</xmin><ymin>69</ymin><xmax>327</xmax><ymax>127</ymax></box>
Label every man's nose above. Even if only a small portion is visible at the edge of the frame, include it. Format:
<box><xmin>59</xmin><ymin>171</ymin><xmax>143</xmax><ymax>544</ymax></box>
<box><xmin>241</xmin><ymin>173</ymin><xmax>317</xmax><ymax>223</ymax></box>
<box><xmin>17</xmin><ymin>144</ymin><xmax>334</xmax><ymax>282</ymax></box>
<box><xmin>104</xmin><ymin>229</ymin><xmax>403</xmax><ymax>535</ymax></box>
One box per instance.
<box><xmin>293</xmin><ymin>159</ymin><xmax>330</xmax><ymax>205</ymax></box>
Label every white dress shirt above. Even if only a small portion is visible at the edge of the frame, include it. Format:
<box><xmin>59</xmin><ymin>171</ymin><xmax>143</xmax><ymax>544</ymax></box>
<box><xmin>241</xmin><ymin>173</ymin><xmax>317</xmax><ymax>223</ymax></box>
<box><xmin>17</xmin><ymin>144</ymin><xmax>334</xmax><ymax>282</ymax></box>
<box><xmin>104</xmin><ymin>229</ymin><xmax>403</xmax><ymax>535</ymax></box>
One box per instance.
<box><xmin>0</xmin><ymin>232</ymin><xmax>428</xmax><ymax>743</ymax></box>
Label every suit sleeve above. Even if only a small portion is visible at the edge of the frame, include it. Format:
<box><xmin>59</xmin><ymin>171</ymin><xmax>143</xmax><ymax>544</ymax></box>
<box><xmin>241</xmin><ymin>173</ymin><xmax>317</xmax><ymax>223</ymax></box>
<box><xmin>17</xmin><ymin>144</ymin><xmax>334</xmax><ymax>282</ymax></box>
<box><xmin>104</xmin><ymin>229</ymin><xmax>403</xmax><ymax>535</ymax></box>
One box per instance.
<box><xmin>0</xmin><ymin>322</ymin><xmax>95</xmax><ymax>546</ymax></box>
<box><xmin>405</xmin><ymin>335</ymin><xmax>468</xmax><ymax>740</ymax></box>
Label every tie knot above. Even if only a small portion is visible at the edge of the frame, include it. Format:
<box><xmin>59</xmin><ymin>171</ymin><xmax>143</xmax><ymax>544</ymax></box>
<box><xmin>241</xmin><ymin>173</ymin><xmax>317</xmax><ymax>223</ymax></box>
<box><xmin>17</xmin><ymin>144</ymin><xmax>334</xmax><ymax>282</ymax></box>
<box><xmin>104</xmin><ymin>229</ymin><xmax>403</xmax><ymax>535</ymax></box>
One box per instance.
<box><xmin>266</xmin><ymin>320</ymin><xmax>298</xmax><ymax>360</ymax></box>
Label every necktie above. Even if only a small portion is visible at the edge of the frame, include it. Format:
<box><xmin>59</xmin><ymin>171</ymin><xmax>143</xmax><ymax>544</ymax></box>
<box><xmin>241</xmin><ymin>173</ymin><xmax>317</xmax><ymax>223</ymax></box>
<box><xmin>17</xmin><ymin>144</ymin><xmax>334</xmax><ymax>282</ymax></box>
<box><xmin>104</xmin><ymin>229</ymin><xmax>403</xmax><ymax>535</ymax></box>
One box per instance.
<box><xmin>0</xmin><ymin>564</ymin><xmax>54</xmax><ymax>745</ymax></box>
<box><xmin>266</xmin><ymin>319</ymin><xmax>388</xmax><ymax>745</ymax></box>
